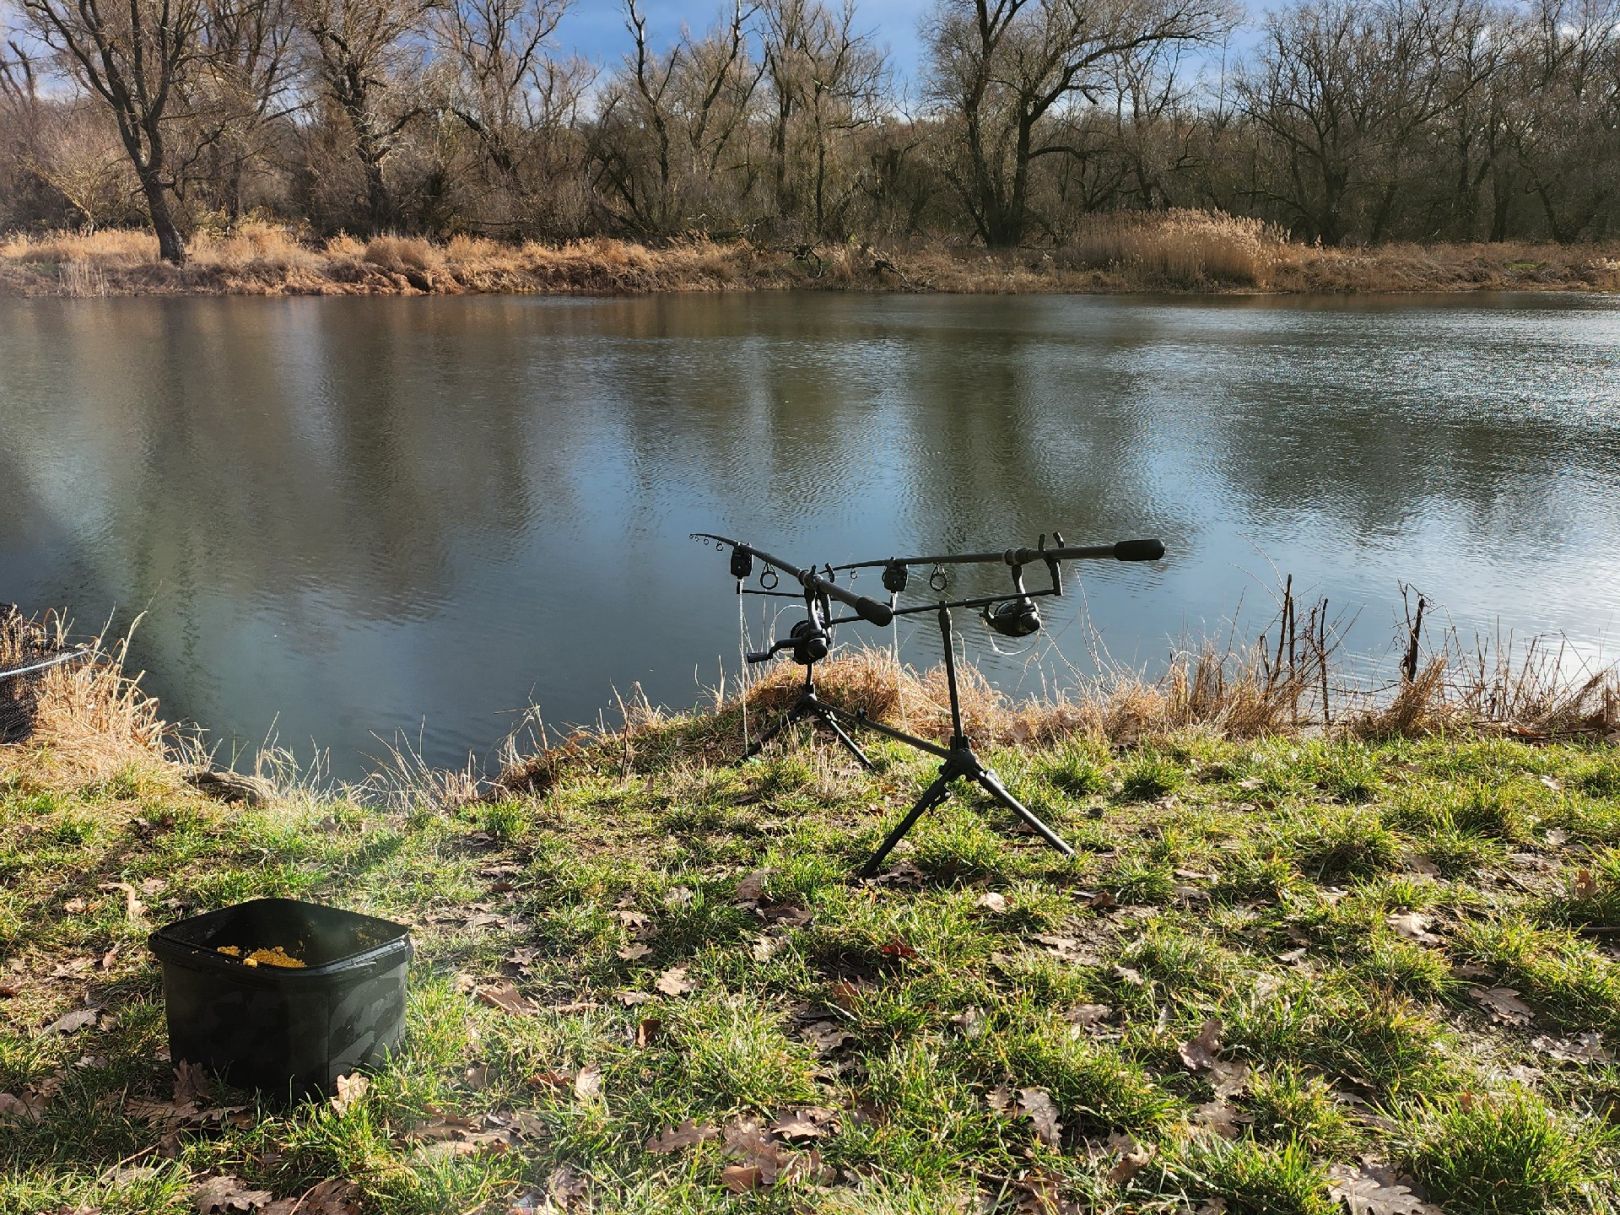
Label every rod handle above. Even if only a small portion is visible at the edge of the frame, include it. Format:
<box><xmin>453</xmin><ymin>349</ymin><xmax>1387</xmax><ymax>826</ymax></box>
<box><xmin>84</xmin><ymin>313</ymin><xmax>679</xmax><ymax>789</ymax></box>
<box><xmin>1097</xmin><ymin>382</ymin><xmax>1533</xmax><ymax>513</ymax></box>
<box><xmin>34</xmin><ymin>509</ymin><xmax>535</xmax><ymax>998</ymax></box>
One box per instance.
<box><xmin>1113</xmin><ymin>538</ymin><xmax>1165</xmax><ymax>562</ymax></box>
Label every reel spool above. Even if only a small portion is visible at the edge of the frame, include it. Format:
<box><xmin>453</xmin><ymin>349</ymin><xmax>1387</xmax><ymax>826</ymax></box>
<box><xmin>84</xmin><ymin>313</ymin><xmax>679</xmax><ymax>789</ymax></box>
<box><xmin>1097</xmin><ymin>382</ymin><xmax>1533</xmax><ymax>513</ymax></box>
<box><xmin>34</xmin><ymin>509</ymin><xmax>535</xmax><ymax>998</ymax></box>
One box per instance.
<box><xmin>983</xmin><ymin>597</ymin><xmax>1041</xmax><ymax>638</ymax></box>
<box><xmin>789</xmin><ymin>619</ymin><xmax>830</xmax><ymax>666</ymax></box>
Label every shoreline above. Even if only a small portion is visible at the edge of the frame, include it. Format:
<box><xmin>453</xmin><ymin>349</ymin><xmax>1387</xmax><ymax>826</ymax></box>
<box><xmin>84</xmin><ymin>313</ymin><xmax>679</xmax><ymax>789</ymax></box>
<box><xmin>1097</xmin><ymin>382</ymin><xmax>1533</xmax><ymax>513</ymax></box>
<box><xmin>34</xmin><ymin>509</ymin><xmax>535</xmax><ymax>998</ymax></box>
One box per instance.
<box><xmin>4</xmin><ymin>224</ymin><xmax>1619</xmax><ymax>300</ymax></box>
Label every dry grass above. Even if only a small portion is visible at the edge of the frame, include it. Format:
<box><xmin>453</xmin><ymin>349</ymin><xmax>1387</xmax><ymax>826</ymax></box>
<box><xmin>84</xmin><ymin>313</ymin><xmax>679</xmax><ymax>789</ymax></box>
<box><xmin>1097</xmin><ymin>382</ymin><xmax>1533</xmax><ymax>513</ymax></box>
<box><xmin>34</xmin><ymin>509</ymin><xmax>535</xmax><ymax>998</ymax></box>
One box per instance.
<box><xmin>5</xmin><ymin>216</ymin><xmax>1620</xmax><ymax>298</ymax></box>
<box><xmin>0</xmin><ymin>612</ymin><xmax>169</xmax><ymax>789</ymax></box>
<box><xmin>1063</xmin><ymin>209</ymin><xmax>1288</xmax><ymax>288</ymax></box>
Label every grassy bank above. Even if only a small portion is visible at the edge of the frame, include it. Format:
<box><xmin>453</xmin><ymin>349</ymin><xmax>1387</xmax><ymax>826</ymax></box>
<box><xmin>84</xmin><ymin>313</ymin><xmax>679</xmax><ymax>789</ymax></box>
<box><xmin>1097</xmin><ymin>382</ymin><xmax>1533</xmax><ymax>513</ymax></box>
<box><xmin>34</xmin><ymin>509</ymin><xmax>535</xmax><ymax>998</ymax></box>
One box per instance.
<box><xmin>3</xmin><ymin>623</ymin><xmax>1620</xmax><ymax>1214</ymax></box>
<box><xmin>4</xmin><ymin>211</ymin><xmax>1620</xmax><ymax>298</ymax></box>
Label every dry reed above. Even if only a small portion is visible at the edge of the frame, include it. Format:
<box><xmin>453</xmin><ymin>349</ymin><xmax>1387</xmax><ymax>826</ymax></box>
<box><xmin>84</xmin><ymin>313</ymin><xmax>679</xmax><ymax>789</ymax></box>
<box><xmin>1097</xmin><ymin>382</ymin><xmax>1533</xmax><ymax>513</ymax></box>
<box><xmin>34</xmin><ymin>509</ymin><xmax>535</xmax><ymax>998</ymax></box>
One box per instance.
<box><xmin>6</xmin><ymin>215</ymin><xmax>1620</xmax><ymax>298</ymax></box>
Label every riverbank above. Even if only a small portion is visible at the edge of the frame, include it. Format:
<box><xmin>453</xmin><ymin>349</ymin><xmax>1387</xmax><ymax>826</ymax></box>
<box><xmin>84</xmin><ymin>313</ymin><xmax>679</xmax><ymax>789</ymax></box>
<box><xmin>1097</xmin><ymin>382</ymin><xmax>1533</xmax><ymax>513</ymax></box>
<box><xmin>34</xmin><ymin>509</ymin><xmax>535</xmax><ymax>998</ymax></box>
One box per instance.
<box><xmin>5</xmin><ymin>211</ymin><xmax>1620</xmax><ymax>298</ymax></box>
<box><xmin>3</xmin><ymin>616</ymin><xmax>1619</xmax><ymax>1213</ymax></box>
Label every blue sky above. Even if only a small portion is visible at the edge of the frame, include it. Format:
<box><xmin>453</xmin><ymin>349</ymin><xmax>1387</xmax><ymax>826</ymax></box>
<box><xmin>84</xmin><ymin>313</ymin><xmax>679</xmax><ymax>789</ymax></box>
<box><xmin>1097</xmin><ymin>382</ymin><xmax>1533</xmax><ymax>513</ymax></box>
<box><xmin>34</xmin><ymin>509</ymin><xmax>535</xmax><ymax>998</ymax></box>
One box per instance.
<box><xmin>557</xmin><ymin>0</ymin><xmax>939</xmax><ymax>83</ymax></box>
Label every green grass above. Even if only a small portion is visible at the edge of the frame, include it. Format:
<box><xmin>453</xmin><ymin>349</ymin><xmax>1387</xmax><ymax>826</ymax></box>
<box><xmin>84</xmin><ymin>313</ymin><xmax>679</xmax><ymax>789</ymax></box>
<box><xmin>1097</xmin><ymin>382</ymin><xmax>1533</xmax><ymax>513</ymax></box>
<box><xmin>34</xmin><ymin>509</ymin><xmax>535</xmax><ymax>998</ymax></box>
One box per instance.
<box><xmin>2</xmin><ymin>728</ymin><xmax>1619</xmax><ymax>1213</ymax></box>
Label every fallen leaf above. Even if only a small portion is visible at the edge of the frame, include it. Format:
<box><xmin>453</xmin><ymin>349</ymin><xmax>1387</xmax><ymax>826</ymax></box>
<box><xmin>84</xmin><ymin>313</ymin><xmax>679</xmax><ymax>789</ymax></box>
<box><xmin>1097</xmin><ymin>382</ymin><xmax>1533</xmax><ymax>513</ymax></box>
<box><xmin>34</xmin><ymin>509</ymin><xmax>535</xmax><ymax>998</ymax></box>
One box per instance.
<box><xmin>1387</xmin><ymin>911</ymin><xmax>1441</xmax><ymax>945</ymax></box>
<box><xmin>719</xmin><ymin>1164</ymin><xmax>764</xmax><ymax>1193</ymax></box>
<box><xmin>463</xmin><ymin>1063</ymin><xmax>491</xmax><ymax>1090</ymax></box>
<box><xmin>193</xmin><ymin>1174</ymin><xmax>274</xmax><ymax>1214</ymax></box>
<box><xmin>655</xmin><ymin>966</ymin><xmax>695</xmax><ymax>997</ymax></box>
<box><xmin>43</xmin><ymin>1006</ymin><xmax>99</xmax><ymax>1035</ymax></box>
<box><xmin>477</xmin><ymin>981</ymin><xmax>538</xmax><ymax>1016</ymax></box>
<box><xmin>1471</xmin><ymin>985</ymin><xmax>1534</xmax><ymax>1026</ymax></box>
<box><xmin>1572</xmin><ymin>868</ymin><xmax>1599</xmax><ymax>900</ymax></box>
<box><xmin>1192</xmin><ymin>1100</ymin><xmax>1246</xmax><ymax>1138</ymax></box>
<box><xmin>986</xmin><ymin>1084</ymin><xmax>1016</xmax><ymax>1115</ymax></box>
<box><xmin>950</xmin><ymin>1007</ymin><xmax>986</xmax><ymax>1039</ymax></box>
<box><xmin>1105</xmin><ymin>1134</ymin><xmax>1155</xmax><ymax>1185</ymax></box>
<box><xmin>271</xmin><ymin>1178</ymin><xmax>363</xmax><ymax>1215</ymax></box>
<box><xmin>734</xmin><ymin>871</ymin><xmax>769</xmax><ymax>903</ymax></box>
<box><xmin>1326</xmin><ymin>1162</ymin><xmax>1442</xmax><ymax>1214</ymax></box>
<box><xmin>1179</xmin><ymin>1018</ymin><xmax>1224</xmax><ymax>1072</ymax></box>
<box><xmin>1065</xmin><ymin>1003</ymin><xmax>1112</xmax><ymax>1028</ymax></box>
<box><xmin>879</xmin><ymin>938</ymin><xmax>917</xmax><ymax>961</ymax></box>
<box><xmin>768</xmin><ymin>1106</ymin><xmax>837</xmax><ymax>1141</ymax></box>
<box><xmin>572</xmin><ymin>1064</ymin><xmax>603</xmax><ymax>1103</ymax></box>
<box><xmin>1112</xmin><ymin>964</ymin><xmax>1145</xmax><ymax>986</ymax></box>
<box><xmin>1018</xmin><ymin>1087</ymin><xmax>1063</xmax><ymax>1147</ymax></box>
<box><xmin>1209</xmin><ymin>1060</ymin><xmax>1251</xmax><ymax>1100</ymax></box>
<box><xmin>330</xmin><ymin>1072</ymin><xmax>369</xmax><ymax>1114</ymax></box>
<box><xmin>635</xmin><ymin>1017</ymin><xmax>662</xmax><ymax>1047</ymax></box>
<box><xmin>645</xmin><ymin>1118</ymin><xmax>719</xmax><ymax>1154</ymax></box>
<box><xmin>63</xmin><ymin>897</ymin><xmax>88</xmax><ymax>914</ymax></box>
<box><xmin>617</xmin><ymin>990</ymin><xmax>656</xmax><ymax>1006</ymax></box>
<box><xmin>800</xmin><ymin>1021</ymin><xmax>853</xmax><ymax>1053</ymax></box>
<box><xmin>617</xmin><ymin>943</ymin><xmax>652</xmax><ymax>962</ymax></box>
<box><xmin>101</xmin><ymin>880</ymin><xmax>146</xmax><ymax>921</ymax></box>
<box><xmin>975</xmin><ymin>891</ymin><xmax>1008</xmax><ymax>913</ymax></box>
<box><xmin>173</xmin><ymin>1060</ymin><xmax>212</xmax><ymax>1105</ymax></box>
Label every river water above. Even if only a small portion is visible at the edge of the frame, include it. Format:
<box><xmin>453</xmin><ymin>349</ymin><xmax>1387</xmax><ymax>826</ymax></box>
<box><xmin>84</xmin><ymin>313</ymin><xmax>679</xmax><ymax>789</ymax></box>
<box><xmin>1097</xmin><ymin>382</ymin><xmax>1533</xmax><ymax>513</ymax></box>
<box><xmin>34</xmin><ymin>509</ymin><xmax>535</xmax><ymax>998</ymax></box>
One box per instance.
<box><xmin>2</xmin><ymin>292</ymin><xmax>1617</xmax><ymax>777</ymax></box>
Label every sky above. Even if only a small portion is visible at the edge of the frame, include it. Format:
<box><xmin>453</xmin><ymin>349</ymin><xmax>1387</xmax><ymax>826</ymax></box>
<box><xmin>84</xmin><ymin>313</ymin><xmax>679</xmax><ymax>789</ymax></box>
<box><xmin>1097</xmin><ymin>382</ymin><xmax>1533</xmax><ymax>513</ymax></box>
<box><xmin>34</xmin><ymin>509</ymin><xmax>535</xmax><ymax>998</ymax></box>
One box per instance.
<box><xmin>556</xmin><ymin>0</ymin><xmax>940</xmax><ymax>84</ymax></box>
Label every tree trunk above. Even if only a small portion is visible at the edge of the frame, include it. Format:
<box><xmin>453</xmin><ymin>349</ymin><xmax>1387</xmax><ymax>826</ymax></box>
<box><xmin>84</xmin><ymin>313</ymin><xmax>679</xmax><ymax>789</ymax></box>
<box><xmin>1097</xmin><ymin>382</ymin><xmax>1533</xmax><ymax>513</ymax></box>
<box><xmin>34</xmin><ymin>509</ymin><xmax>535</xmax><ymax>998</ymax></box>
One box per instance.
<box><xmin>139</xmin><ymin>166</ymin><xmax>186</xmax><ymax>265</ymax></box>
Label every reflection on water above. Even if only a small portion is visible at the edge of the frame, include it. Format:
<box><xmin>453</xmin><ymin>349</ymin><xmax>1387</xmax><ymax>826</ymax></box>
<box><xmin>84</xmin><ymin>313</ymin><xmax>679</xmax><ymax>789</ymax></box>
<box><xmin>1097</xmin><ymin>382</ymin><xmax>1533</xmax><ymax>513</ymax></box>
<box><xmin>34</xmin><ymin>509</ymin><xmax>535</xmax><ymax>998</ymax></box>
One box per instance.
<box><xmin>2</xmin><ymin>292</ymin><xmax>1618</xmax><ymax>776</ymax></box>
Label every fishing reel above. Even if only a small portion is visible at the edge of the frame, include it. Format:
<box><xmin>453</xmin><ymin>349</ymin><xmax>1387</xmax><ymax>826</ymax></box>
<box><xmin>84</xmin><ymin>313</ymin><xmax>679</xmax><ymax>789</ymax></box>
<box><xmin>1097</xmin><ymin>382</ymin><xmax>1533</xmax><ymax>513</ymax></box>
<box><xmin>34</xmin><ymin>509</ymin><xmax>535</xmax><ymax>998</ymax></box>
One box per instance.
<box><xmin>981</xmin><ymin>551</ymin><xmax>1043</xmax><ymax>638</ymax></box>
<box><xmin>744</xmin><ymin>610</ymin><xmax>831</xmax><ymax>665</ymax></box>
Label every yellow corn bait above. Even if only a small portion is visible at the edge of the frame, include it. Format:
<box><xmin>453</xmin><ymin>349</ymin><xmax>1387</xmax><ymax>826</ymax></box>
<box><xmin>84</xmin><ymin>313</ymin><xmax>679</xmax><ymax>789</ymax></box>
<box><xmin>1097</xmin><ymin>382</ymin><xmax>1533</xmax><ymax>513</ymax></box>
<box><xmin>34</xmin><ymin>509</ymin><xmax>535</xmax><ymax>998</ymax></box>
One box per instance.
<box><xmin>216</xmin><ymin>944</ymin><xmax>307</xmax><ymax>969</ymax></box>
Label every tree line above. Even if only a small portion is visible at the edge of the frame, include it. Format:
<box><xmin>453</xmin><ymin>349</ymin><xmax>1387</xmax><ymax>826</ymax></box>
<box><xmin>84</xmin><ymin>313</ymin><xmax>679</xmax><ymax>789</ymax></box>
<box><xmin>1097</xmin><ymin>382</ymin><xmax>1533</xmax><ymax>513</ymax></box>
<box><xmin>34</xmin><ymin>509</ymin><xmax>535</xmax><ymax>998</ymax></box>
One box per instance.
<box><xmin>3</xmin><ymin>0</ymin><xmax>1618</xmax><ymax>265</ymax></box>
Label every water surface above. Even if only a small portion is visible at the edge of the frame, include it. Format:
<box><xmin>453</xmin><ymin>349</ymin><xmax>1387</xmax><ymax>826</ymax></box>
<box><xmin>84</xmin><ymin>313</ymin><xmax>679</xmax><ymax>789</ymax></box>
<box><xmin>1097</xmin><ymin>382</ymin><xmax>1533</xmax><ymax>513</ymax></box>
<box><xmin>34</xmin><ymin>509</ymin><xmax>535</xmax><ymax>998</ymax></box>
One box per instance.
<box><xmin>2</xmin><ymin>292</ymin><xmax>1617</xmax><ymax>776</ymax></box>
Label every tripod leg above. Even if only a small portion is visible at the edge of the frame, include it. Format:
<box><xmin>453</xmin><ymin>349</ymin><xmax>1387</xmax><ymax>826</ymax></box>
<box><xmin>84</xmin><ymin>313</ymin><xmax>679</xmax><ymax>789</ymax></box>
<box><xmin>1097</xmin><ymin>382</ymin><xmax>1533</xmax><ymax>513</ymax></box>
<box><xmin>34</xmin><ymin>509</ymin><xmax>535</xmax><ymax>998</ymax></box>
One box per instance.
<box><xmin>973</xmin><ymin>767</ymin><xmax>1076</xmax><ymax>859</ymax></box>
<box><xmin>815</xmin><ymin>707</ymin><xmax>874</xmax><ymax>769</ymax></box>
<box><xmin>860</xmin><ymin>770</ymin><xmax>954</xmax><ymax>878</ymax></box>
<box><xmin>737</xmin><ymin>704</ymin><xmax>804</xmax><ymax>763</ymax></box>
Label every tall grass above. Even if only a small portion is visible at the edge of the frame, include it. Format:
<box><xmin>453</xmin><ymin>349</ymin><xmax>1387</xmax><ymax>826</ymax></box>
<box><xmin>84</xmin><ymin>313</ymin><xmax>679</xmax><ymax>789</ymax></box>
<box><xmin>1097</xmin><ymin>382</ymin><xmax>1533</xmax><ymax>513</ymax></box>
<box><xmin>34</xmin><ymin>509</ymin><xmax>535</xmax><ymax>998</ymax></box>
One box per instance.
<box><xmin>1063</xmin><ymin>209</ymin><xmax>1289</xmax><ymax>288</ymax></box>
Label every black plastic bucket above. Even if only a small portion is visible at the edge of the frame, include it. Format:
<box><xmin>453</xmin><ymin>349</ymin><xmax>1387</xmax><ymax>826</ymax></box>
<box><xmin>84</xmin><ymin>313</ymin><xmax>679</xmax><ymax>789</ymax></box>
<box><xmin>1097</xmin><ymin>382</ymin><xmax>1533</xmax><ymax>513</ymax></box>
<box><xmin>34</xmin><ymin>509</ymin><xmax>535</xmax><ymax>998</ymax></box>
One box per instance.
<box><xmin>148</xmin><ymin>898</ymin><xmax>412</xmax><ymax>1099</ymax></box>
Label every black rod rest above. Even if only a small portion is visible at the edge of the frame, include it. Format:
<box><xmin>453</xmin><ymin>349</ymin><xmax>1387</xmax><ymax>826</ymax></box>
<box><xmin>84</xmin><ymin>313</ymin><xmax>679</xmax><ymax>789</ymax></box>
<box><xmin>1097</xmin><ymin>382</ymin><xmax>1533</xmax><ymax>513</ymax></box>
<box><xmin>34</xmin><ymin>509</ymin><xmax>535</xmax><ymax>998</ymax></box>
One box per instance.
<box><xmin>690</xmin><ymin>531</ymin><xmax>1165</xmax><ymax>875</ymax></box>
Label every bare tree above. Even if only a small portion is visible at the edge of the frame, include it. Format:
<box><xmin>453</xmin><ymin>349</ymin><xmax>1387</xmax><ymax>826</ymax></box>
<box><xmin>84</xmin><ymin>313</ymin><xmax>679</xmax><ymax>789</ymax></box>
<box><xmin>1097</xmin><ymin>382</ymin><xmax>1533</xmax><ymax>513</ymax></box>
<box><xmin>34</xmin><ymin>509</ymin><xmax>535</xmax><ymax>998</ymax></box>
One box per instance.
<box><xmin>21</xmin><ymin>0</ymin><xmax>208</xmax><ymax>261</ymax></box>
<box><xmin>760</xmin><ymin>0</ymin><xmax>885</xmax><ymax>237</ymax></box>
<box><xmin>589</xmin><ymin>0</ymin><xmax>763</xmax><ymax>234</ymax></box>
<box><xmin>187</xmin><ymin>0</ymin><xmax>297</xmax><ymax>220</ymax></box>
<box><xmin>435</xmin><ymin>0</ymin><xmax>589</xmax><ymax>230</ymax></box>
<box><xmin>294</xmin><ymin>0</ymin><xmax>435</xmax><ymax>231</ymax></box>
<box><xmin>925</xmin><ymin>0</ymin><xmax>1235</xmax><ymax>246</ymax></box>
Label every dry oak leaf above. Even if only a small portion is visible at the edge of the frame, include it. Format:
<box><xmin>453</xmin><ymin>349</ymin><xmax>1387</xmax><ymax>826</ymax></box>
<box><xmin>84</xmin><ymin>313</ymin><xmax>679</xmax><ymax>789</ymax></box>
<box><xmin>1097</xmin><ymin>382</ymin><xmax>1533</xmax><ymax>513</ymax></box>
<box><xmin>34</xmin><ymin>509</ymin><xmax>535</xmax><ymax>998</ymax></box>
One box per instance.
<box><xmin>43</xmin><ymin>1006</ymin><xmax>100</xmax><ymax>1036</ymax></box>
<box><xmin>330</xmin><ymin>1072</ymin><xmax>369</xmax><ymax>1115</ymax></box>
<box><xmin>655</xmin><ymin>966</ymin><xmax>696</xmax><ymax>997</ymax></box>
<box><xmin>976</xmin><ymin>891</ymin><xmax>1008</xmax><ymax>913</ymax></box>
<box><xmin>1327</xmin><ymin>1162</ymin><xmax>1442</xmax><ymax>1215</ymax></box>
<box><xmin>645</xmin><ymin>1118</ymin><xmax>720</xmax><ymax>1154</ymax></box>
<box><xmin>1017</xmin><ymin>1087</ymin><xmax>1063</xmax><ymax>1147</ymax></box>
<box><xmin>1192</xmin><ymin>1100</ymin><xmax>1246</xmax><ymax>1139</ymax></box>
<box><xmin>572</xmin><ymin>1063</ymin><xmax>604</xmax><ymax>1103</ymax></box>
<box><xmin>734</xmin><ymin>871</ymin><xmax>770</xmax><ymax>903</ymax></box>
<box><xmin>617</xmin><ymin>943</ymin><xmax>652</xmax><ymax>962</ymax></box>
<box><xmin>1386</xmin><ymin>912</ymin><xmax>1441</xmax><ymax>945</ymax></box>
<box><xmin>1066</xmin><ymin>1003</ymin><xmax>1113</xmax><ymax>1029</ymax></box>
<box><xmin>768</xmin><ymin>1106</ymin><xmax>837</xmax><ymax>1141</ymax></box>
<box><xmin>193</xmin><ymin>1174</ymin><xmax>274</xmax><ymax>1214</ymax></box>
<box><xmin>1105</xmin><ymin>1134</ymin><xmax>1155</xmax><ymax>1186</ymax></box>
<box><xmin>477</xmin><ymin>980</ymin><xmax>539</xmax><ymax>1017</ymax></box>
<box><xmin>720</xmin><ymin>1164</ymin><xmax>764</xmax><ymax>1194</ymax></box>
<box><xmin>1179</xmin><ymin>1018</ymin><xmax>1224</xmax><ymax>1072</ymax></box>
<box><xmin>1470</xmin><ymin>985</ymin><xmax>1534</xmax><ymax>1026</ymax></box>
<box><xmin>263</xmin><ymin>1179</ymin><xmax>363</xmax><ymax>1215</ymax></box>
